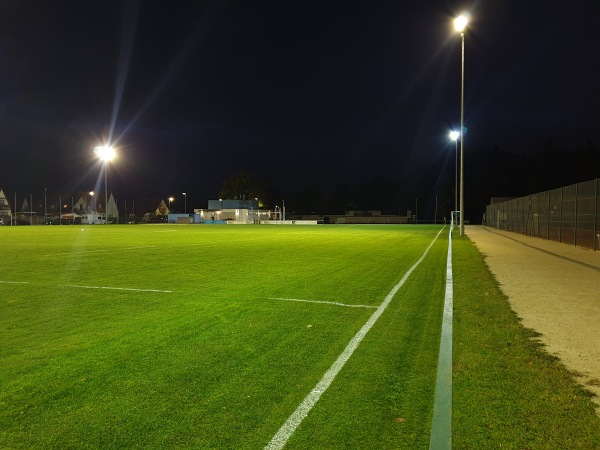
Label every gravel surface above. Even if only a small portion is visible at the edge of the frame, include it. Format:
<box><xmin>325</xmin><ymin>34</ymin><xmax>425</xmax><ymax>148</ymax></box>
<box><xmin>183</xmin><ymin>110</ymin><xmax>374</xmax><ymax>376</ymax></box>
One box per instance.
<box><xmin>466</xmin><ymin>226</ymin><xmax>600</xmax><ymax>410</ymax></box>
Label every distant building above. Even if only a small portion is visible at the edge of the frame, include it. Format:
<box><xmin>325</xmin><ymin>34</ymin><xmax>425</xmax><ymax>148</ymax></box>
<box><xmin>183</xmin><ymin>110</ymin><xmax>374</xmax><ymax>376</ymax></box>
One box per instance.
<box><xmin>0</xmin><ymin>189</ymin><xmax>13</xmax><ymax>224</ymax></box>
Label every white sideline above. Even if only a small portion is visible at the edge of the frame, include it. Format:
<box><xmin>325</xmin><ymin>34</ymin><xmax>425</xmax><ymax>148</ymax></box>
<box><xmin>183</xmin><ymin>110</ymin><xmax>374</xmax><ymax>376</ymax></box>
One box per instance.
<box><xmin>269</xmin><ymin>297</ymin><xmax>377</xmax><ymax>309</ymax></box>
<box><xmin>429</xmin><ymin>225</ymin><xmax>454</xmax><ymax>449</ymax></box>
<box><xmin>264</xmin><ymin>227</ymin><xmax>445</xmax><ymax>450</ymax></box>
<box><xmin>0</xmin><ymin>281</ymin><xmax>30</xmax><ymax>284</ymax></box>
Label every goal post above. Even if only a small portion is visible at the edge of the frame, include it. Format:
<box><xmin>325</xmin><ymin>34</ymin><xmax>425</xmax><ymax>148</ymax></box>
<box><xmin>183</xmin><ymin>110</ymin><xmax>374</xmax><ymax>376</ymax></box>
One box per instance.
<box><xmin>451</xmin><ymin>211</ymin><xmax>460</xmax><ymax>230</ymax></box>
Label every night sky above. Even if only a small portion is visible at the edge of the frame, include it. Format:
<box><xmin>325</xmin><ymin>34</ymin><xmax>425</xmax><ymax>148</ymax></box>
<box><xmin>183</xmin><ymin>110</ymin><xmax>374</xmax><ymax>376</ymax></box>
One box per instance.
<box><xmin>1</xmin><ymin>1</ymin><xmax>599</xmax><ymax>213</ymax></box>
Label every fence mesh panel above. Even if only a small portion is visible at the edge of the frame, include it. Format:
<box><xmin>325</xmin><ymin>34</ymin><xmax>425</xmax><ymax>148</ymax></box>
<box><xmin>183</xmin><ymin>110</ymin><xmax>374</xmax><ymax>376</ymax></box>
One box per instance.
<box><xmin>485</xmin><ymin>178</ymin><xmax>599</xmax><ymax>251</ymax></box>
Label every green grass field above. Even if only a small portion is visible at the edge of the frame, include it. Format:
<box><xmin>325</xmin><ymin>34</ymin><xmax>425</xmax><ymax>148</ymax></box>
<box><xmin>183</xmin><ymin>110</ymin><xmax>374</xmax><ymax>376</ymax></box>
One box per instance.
<box><xmin>1</xmin><ymin>224</ymin><xmax>599</xmax><ymax>449</ymax></box>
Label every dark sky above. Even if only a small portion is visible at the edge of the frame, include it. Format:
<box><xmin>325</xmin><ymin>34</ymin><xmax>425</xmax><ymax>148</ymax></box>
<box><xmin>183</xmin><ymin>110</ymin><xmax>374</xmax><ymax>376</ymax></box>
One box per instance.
<box><xmin>1</xmin><ymin>0</ymin><xmax>599</xmax><ymax>208</ymax></box>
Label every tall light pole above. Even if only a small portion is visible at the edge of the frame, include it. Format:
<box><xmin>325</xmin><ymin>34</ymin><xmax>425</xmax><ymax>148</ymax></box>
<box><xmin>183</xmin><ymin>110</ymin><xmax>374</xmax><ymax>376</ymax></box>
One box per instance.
<box><xmin>88</xmin><ymin>191</ymin><xmax>97</xmax><ymax>223</ymax></box>
<box><xmin>449</xmin><ymin>131</ymin><xmax>459</xmax><ymax>217</ymax></box>
<box><xmin>168</xmin><ymin>197</ymin><xmax>174</xmax><ymax>212</ymax></box>
<box><xmin>454</xmin><ymin>14</ymin><xmax>468</xmax><ymax>236</ymax></box>
<box><xmin>94</xmin><ymin>146</ymin><xmax>116</xmax><ymax>225</ymax></box>
<box><xmin>44</xmin><ymin>187</ymin><xmax>47</xmax><ymax>225</ymax></box>
<box><xmin>415</xmin><ymin>198</ymin><xmax>418</xmax><ymax>224</ymax></box>
<box><xmin>182</xmin><ymin>192</ymin><xmax>187</xmax><ymax>214</ymax></box>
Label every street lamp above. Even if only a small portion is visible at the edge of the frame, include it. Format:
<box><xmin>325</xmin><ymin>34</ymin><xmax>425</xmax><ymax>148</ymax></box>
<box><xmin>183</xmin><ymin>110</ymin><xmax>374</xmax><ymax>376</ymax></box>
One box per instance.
<box><xmin>94</xmin><ymin>146</ymin><xmax>116</xmax><ymax>224</ymax></box>
<box><xmin>454</xmin><ymin>14</ymin><xmax>468</xmax><ymax>236</ymax></box>
<box><xmin>89</xmin><ymin>191</ymin><xmax>95</xmax><ymax>212</ymax></box>
<box><xmin>182</xmin><ymin>192</ymin><xmax>187</xmax><ymax>214</ymax></box>
<box><xmin>415</xmin><ymin>198</ymin><xmax>418</xmax><ymax>224</ymax></box>
<box><xmin>449</xmin><ymin>130</ymin><xmax>459</xmax><ymax>217</ymax></box>
<box><xmin>168</xmin><ymin>197</ymin><xmax>174</xmax><ymax>212</ymax></box>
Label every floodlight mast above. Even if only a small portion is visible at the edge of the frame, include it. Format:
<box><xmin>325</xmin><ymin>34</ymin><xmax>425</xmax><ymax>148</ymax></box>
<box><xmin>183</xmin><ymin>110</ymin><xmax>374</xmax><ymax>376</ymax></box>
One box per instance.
<box><xmin>454</xmin><ymin>14</ymin><xmax>468</xmax><ymax>236</ymax></box>
<box><xmin>94</xmin><ymin>146</ymin><xmax>116</xmax><ymax>224</ymax></box>
<box><xmin>89</xmin><ymin>191</ymin><xmax>95</xmax><ymax>221</ymax></box>
<box><xmin>449</xmin><ymin>131</ymin><xmax>459</xmax><ymax>215</ymax></box>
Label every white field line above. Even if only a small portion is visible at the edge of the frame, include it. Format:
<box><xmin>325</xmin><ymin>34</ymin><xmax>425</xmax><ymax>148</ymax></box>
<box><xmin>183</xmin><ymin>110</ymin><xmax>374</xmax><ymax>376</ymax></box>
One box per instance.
<box><xmin>48</xmin><ymin>249</ymin><xmax>108</xmax><ymax>256</ymax></box>
<box><xmin>46</xmin><ymin>245</ymin><xmax>157</xmax><ymax>257</ymax></box>
<box><xmin>269</xmin><ymin>297</ymin><xmax>377</xmax><ymax>309</ymax></box>
<box><xmin>66</xmin><ymin>285</ymin><xmax>172</xmax><ymax>293</ymax></box>
<box><xmin>0</xmin><ymin>280</ymin><xmax>170</xmax><ymax>293</ymax></box>
<box><xmin>429</xmin><ymin>226</ymin><xmax>454</xmax><ymax>449</ymax></box>
<box><xmin>264</xmin><ymin>227</ymin><xmax>445</xmax><ymax>450</ymax></box>
<box><xmin>123</xmin><ymin>246</ymin><xmax>158</xmax><ymax>250</ymax></box>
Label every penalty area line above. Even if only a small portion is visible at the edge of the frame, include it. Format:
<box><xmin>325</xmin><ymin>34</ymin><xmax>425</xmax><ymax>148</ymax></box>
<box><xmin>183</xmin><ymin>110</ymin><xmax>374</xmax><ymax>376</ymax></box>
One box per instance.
<box><xmin>264</xmin><ymin>227</ymin><xmax>445</xmax><ymax>450</ymax></box>
<box><xmin>65</xmin><ymin>285</ymin><xmax>173</xmax><ymax>293</ymax></box>
<box><xmin>0</xmin><ymin>280</ymin><xmax>170</xmax><ymax>293</ymax></box>
<box><xmin>269</xmin><ymin>297</ymin><xmax>377</xmax><ymax>309</ymax></box>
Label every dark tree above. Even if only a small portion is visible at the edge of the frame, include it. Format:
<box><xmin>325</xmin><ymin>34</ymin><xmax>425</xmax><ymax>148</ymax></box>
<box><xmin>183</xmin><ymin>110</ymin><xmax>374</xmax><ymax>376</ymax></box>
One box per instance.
<box><xmin>218</xmin><ymin>170</ymin><xmax>269</xmax><ymax>204</ymax></box>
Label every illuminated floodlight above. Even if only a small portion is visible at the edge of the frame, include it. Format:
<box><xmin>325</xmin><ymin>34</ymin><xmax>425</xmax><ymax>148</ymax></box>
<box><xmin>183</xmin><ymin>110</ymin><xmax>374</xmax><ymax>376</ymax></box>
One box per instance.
<box><xmin>449</xmin><ymin>131</ymin><xmax>459</xmax><ymax>141</ymax></box>
<box><xmin>94</xmin><ymin>145</ymin><xmax>116</xmax><ymax>224</ymax></box>
<box><xmin>453</xmin><ymin>13</ymin><xmax>470</xmax><ymax>236</ymax></box>
<box><xmin>454</xmin><ymin>15</ymin><xmax>468</xmax><ymax>33</ymax></box>
<box><xmin>94</xmin><ymin>145</ymin><xmax>116</xmax><ymax>161</ymax></box>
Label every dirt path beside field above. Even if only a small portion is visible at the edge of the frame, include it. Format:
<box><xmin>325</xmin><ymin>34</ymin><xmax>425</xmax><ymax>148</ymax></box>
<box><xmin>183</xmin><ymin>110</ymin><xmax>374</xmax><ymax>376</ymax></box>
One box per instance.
<box><xmin>465</xmin><ymin>226</ymin><xmax>600</xmax><ymax>409</ymax></box>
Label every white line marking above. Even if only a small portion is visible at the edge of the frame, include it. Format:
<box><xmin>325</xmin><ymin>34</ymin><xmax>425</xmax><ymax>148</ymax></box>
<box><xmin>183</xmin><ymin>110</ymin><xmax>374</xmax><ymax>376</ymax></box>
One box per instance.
<box><xmin>1</xmin><ymin>280</ymin><xmax>170</xmax><ymax>293</ymax></box>
<box><xmin>265</xmin><ymin>227</ymin><xmax>445</xmax><ymax>450</ymax></box>
<box><xmin>66</xmin><ymin>285</ymin><xmax>172</xmax><ymax>293</ymax></box>
<box><xmin>123</xmin><ymin>246</ymin><xmax>158</xmax><ymax>250</ymax></box>
<box><xmin>46</xmin><ymin>246</ymin><xmax>157</xmax><ymax>257</ymax></box>
<box><xmin>269</xmin><ymin>297</ymin><xmax>377</xmax><ymax>309</ymax></box>
<box><xmin>429</xmin><ymin>226</ymin><xmax>453</xmax><ymax>449</ymax></box>
<box><xmin>47</xmin><ymin>249</ymin><xmax>108</xmax><ymax>257</ymax></box>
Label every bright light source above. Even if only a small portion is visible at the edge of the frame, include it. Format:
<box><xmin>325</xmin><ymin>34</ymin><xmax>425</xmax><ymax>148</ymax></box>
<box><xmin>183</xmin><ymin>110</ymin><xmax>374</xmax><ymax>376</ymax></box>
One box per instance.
<box><xmin>449</xmin><ymin>131</ymin><xmax>460</xmax><ymax>141</ymax></box>
<box><xmin>454</xmin><ymin>15</ymin><xmax>468</xmax><ymax>32</ymax></box>
<box><xmin>94</xmin><ymin>146</ymin><xmax>116</xmax><ymax>161</ymax></box>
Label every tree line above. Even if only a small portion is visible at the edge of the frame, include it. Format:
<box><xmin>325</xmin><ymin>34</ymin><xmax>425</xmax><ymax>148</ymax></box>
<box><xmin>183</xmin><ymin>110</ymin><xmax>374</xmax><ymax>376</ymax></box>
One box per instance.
<box><xmin>220</xmin><ymin>139</ymin><xmax>600</xmax><ymax>223</ymax></box>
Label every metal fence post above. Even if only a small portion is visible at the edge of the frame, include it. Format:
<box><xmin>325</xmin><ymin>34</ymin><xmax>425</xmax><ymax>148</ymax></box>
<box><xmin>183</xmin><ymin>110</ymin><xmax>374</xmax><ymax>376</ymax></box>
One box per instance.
<box><xmin>595</xmin><ymin>178</ymin><xmax>599</xmax><ymax>252</ymax></box>
<box><xmin>574</xmin><ymin>182</ymin><xmax>578</xmax><ymax>247</ymax></box>
<box><xmin>547</xmin><ymin>190</ymin><xmax>550</xmax><ymax>240</ymax></box>
<box><xmin>559</xmin><ymin>187</ymin><xmax>563</xmax><ymax>243</ymax></box>
<box><xmin>537</xmin><ymin>193</ymin><xmax>540</xmax><ymax>238</ymax></box>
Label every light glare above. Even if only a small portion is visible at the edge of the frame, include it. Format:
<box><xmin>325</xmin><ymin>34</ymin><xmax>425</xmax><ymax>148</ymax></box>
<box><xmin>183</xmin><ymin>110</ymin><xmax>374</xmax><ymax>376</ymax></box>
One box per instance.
<box><xmin>449</xmin><ymin>131</ymin><xmax>459</xmax><ymax>141</ymax></box>
<box><xmin>94</xmin><ymin>145</ymin><xmax>116</xmax><ymax>161</ymax></box>
<box><xmin>454</xmin><ymin>15</ymin><xmax>468</xmax><ymax>32</ymax></box>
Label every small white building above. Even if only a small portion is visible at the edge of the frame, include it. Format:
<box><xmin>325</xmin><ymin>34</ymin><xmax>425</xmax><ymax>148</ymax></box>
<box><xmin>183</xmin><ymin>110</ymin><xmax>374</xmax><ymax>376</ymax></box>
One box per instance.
<box><xmin>82</xmin><ymin>212</ymin><xmax>106</xmax><ymax>224</ymax></box>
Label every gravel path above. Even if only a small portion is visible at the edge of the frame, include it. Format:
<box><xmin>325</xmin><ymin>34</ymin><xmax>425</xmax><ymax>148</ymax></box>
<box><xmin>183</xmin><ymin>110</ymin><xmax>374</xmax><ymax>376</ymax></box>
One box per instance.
<box><xmin>465</xmin><ymin>225</ymin><xmax>600</xmax><ymax>409</ymax></box>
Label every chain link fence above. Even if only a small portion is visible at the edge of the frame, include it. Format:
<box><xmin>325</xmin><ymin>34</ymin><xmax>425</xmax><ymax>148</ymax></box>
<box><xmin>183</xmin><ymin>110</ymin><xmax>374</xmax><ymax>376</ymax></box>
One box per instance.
<box><xmin>485</xmin><ymin>178</ymin><xmax>600</xmax><ymax>251</ymax></box>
